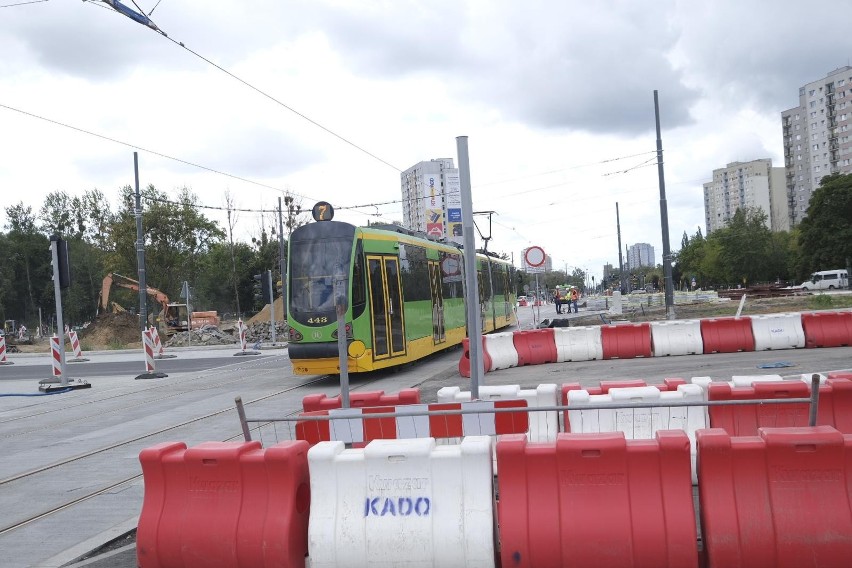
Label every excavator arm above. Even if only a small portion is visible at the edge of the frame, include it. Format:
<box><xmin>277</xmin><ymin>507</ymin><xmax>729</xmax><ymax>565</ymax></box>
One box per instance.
<box><xmin>99</xmin><ymin>273</ymin><xmax>171</xmax><ymax>314</ymax></box>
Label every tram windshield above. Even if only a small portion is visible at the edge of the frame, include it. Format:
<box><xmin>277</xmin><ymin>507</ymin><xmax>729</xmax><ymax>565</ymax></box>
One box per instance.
<box><xmin>288</xmin><ymin>222</ymin><xmax>355</xmax><ymax>325</ymax></box>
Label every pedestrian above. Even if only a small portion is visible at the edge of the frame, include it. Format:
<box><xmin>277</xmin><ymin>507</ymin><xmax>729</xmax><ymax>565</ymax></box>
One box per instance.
<box><xmin>554</xmin><ymin>288</ymin><xmax>563</xmax><ymax>314</ymax></box>
<box><xmin>570</xmin><ymin>287</ymin><xmax>579</xmax><ymax>313</ymax></box>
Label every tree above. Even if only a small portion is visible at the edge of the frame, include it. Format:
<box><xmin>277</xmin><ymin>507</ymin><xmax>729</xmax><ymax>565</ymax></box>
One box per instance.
<box><xmin>109</xmin><ymin>185</ymin><xmax>225</xmax><ymax>311</ymax></box>
<box><xmin>194</xmin><ymin>241</ymin><xmax>255</xmax><ymax>316</ymax></box>
<box><xmin>798</xmin><ymin>173</ymin><xmax>852</xmax><ymax>274</ymax></box>
<box><xmin>714</xmin><ymin>208</ymin><xmax>773</xmax><ymax>286</ymax></box>
<box><xmin>3</xmin><ymin>202</ymin><xmax>51</xmax><ymax>324</ymax></box>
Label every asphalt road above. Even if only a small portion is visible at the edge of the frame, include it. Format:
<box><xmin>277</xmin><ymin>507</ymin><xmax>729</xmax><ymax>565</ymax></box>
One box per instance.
<box><xmin>7</xmin><ymin>303</ymin><xmax>851</xmax><ymax>567</ymax></box>
<box><xmin>0</xmin><ymin>356</ymin><xmax>257</xmax><ymax>382</ymax></box>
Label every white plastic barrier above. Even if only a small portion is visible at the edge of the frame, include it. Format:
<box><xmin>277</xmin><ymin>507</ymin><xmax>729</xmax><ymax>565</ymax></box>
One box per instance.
<box><xmin>566</xmin><ymin>384</ymin><xmax>706</xmax><ymax>482</ymax></box>
<box><xmin>483</xmin><ymin>331</ymin><xmax>518</xmax><ymax>371</ymax></box>
<box><xmin>750</xmin><ymin>313</ymin><xmax>805</xmax><ymax>351</ymax></box>
<box><xmin>437</xmin><ymin>384</ymin><xmax>559</xmax><ymax>442</ymax></box>
<box><xmin>553</xmin><ymin>326</ymin><xmax>603</xmax><ymax>362</ymax></box>
<box><xmin>308</xmin><ymin>437</ymin><xmax>495</xmax><ymax>568</ymax></box>
<box><xmin>650</xmin><ymin>320</ymin><xmax>703</xmax><ymax>357</ymax></box>
<box><xmin>800</xmin><ymin>372</ymin><xmax>828</xmax><ymax>385</ymax></box>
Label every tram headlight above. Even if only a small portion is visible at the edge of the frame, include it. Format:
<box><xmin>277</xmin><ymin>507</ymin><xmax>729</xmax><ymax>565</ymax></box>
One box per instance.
<box><xmin>288</xmin><ymin>328</ymin><xmax>303</xmax><ymax>341</ymax></box>
<box><xmin>331</xmin><ymin>323</ymin><xmax>353</xmax><ymax>339</ymax></box>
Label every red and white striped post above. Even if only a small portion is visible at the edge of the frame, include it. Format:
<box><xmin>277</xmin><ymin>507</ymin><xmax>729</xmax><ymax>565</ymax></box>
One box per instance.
<box><xmin>143</xmin><ymin>329</ymin><xmax>156</xmax><ymax>372</ymax></box>
<box><xmin>149</xmin><ymin>325</ymin><xmax>164</xmax><ymax>357</ymax></box>
<box><xmin>50</xmin><ymin>334</ymin><xmax>62</xmax><ymax>377</ymax></box>
<box><xmin>0</xmin><ymin>335</ymin><xmax>9</xmax><ymax>364</ymax></box>
<box><xmin>239</xmin><ymin>319</ymin><xmax>247</xmax><ymax>351</ymax></box>
<box><xmin>69</xmin><ymin>330</ymin><xmax>83</xmax><ymax>359</ymax></box>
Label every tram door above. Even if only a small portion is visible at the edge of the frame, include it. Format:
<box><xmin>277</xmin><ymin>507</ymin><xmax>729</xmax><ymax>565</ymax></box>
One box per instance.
<box><xmin>367</xmin><ymin>255</ymin><xmax>406</xmax><ymax>359</ymax></box>
<box><xmin>428</xmin><ymin>260</ymin><xmax>446</xmax><ymax>344</ymax></box>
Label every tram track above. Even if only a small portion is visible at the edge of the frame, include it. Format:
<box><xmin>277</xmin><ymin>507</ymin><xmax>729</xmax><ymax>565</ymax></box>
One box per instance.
<box><xmin>0</xmin><ymin>372</ymin><xmax>387</xmax><ymax>536</ymax></box>
<box><xmin>0</xmin><ymin>354</ymin><xmax>284</xmax><ymax>430</ymax></box>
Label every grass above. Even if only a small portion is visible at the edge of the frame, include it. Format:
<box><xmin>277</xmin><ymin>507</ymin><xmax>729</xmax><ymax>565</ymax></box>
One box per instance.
<box><xmin>808</xmin><ymin>294</ymin><xmax>852</xmax><ymax>310</ymax></box>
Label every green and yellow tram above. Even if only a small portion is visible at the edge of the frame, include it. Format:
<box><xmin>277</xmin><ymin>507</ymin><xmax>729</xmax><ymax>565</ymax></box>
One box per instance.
<box><xmin>286</xmin><ymin>217</ymin><xmax>517</xmax><ymax>375</ymax></box>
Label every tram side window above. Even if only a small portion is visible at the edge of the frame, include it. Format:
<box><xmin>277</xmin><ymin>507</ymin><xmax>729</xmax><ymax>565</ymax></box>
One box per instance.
<box><xmin>493</xmin><ymin>264</ymin><xmax>505</xmax><ymax>295</ymax></box>
<box><xmin>399</xmin><ymin>244</ymin><xmax>430</xmax><ymax>301</ymax></box>
<box><xmin>352</xmin><ymin>241</ymin><xmax>366</xmax><ymax>319</ymax></box>
<box><xmin>440</xmin><ymin>251</ymin><xmax>464</xmax><ymax>299</ymax></box>
<box><xmin>479</xmin><ymin>262</ymin><xmax>492</xmax><ymax>301</ymax></box>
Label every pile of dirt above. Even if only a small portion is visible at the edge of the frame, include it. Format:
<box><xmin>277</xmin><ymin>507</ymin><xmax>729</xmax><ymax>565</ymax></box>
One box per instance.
<box><xmin>247</xmin><ymin>297</ymin><xmax>285</xmax><ymax>325</ymax></box>
<box><xmin>78</xmin><ymin>312</ymin><xmax>145</xmax><ymax>348</ymax></box>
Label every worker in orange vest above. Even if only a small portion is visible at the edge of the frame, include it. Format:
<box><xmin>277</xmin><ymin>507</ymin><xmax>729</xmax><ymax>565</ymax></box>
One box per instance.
<box><xmin>570</xmin><ymin>287</ymin><xmax>579</xmax><ymax>313</ymax></box>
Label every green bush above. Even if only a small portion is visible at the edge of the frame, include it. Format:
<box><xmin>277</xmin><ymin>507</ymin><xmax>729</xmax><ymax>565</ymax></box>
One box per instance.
<box><xmin>808</xmin><ymin>294</ymin><xmax>834</xmax><ymax>309</ymax></box>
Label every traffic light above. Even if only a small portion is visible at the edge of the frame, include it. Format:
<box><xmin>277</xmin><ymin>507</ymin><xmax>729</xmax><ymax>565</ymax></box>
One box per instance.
<box><xmin>261</xmin><ymin>270</ymin><xmax>272</xmax><ymax>304</ymax></box>
<box><xmin>253</xmin><ymin>273</ymin><xmax>263</xmax><ymax>305</ymax></box>
<box><xmin>253</xmin><ymin>270</ymin><xmax>273</xmax><ymax>304</ymax></box>
<box><xmin>50</xmin><ymin>234</ymin><xmax>71</xmax><ymax>289</ymax></box>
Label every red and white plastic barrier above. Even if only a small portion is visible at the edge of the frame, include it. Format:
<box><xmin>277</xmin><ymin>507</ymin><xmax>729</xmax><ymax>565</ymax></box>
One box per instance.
<box><xmin>50</xmin><ymin>334</ymin><xmax>62</xmax><ymax>377</ymax></box>
<box><xmin>142</xmin><ymin>329</ymin><xmax>156</xmax><ymax>372</ymax></box>
<box><xmin>296</xmin><ymin>400</ymin><xmax>529</xmax><ymax>446</ymax></box>
<box><xmin>309</xmin><ymin>437</ymin><xmax>495</xmax><ymax>568</ymax></box>
<box><xmin>137</xmin><ymin>440</ymin><xmax>311</xmax><ymax>568</ymax></box>
<box><xmin>698</xmin><ymin>426</ymin><xmax>852</xmax><ymax>568</ymax></box>
<box><xmin>437</xmin><ymin>384</ymin><xmax>559</xmax><ymax>443</ymax></box>
<box><xmin>513</xmin><ymin>328</ymin><xmax>557</xmax><ymax>366</ymax></box>
<box><xmin>750</xmin><ymin>313</ymin><xmax>805</xmax><ymax>351</ymax></box>
<box><xmin>601</xmin><ymin>322</ymin><xmax>652</xmax><ymax>359</ymax></box>
<box><xmin>0</xmin><ymin>335</ymin><xmax>8</xmax><ymax>363</ymax></box>
<box><xmin>303</xmin><ymin>389</ymin><xmax>421</xmax><ymax>412</ymax></box>
<box><xmin>484</xmin><ymin>331</ymin><xmax>519</xmax><ymax>370</ymax></box>
<box><xmin>497</xmin><ymin>431</ymin><xmax>697</xmax><ymax>568</ymax></box>
<box><xmin>701</xmin><ymin>316</ymin><xmax>755</xmax><ymax>353</ymax></box>
<box><xmin>801</xmin><ymin>310</ymin><xmax>852</xmax><ymax>347</ymax></box>
<box><xmin>553</xmin><ymin>326</ymin><xmax>603</xmax><ymax>362</ymax></box>
<box><xmin>565</xmin><ymin>384</ymin><xmax>707</xmax><ymax>482</ymax></box>
<box><xmin>651</xmin><ymin>319</ymin><xmax>703</xmax><ymax>357</ymax></box>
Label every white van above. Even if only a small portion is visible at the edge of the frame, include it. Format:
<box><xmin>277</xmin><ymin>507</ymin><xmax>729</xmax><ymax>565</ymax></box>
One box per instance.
<box><xmin>800</xmin><ymin>269</ymin><xmax>849</xmax><ymax>291</ymax></box>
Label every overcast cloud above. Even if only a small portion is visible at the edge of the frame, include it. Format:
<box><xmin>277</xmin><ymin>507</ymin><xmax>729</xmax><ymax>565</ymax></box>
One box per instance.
<box><xmin>2</xmin><ymin>0</ymin><xmax>851</xmax><ymax>279</ymax></box>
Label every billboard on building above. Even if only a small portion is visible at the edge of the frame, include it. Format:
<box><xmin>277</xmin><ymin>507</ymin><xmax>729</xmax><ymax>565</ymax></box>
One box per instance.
<box><xmin>421</xmin><ymin>174</ymin><xmax>443</xmax><ymax>237</ymax></box>
<box><xmin>426</xmin><ymin>209</ymin><xmax>444</xmax><ymax>237</ymax></box>
<box><xmin>444</xmin><ymin>169</ymin><xmax>462</xmax><ymax>242</ymax></box>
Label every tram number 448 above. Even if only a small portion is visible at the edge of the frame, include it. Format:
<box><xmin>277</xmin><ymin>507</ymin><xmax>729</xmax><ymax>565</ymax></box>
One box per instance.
<box><xmin>307</xmin><ymin>316</ymin><xmax>329</xmax><ymax>324</ymax></box>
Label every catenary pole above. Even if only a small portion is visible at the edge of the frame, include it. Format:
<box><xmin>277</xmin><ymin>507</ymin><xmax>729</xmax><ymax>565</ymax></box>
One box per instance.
<box><xmin>278</xmin><ymin>196</ymin><xmax>286</xmax><ymax>320</ymax></box>
<box><xmin>134</xmin><ymin>152</ymin><xmax>148</xmax><ymax>331</ymax></box>
<box><xmin>654</xmin><ymin>90</ymin><xmax>676</xmax><ymax>319</ymax></box>
<box><xmin>457</xmin><ymin>136</ymin><xmax>484</xmax><ymax>400</ymax></box>
<box><xmin>616</xmin><ymin>202</ymin><xmax>626</xmax><ymax>294</ymax></box>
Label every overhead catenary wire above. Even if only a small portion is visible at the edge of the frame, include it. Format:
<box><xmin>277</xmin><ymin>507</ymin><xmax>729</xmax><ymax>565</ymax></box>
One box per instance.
<box><xmin>0</xmin><ymin>102</ymin><xmax>317</xmax><ymax>204</ymax></box>
<box><xmin>89</xmin><ymin>0</ymin><xmax>402</xmax><ymax>172</ymax></box>
<box><xmin>0</xmin><ymin>0</ymin><xmax>49</xmax><ymax>7</ymax></box>
<box><xmin>1</xmin><ymin>99</ymin><xmax>685</xmax><ymax>223</ymax></box>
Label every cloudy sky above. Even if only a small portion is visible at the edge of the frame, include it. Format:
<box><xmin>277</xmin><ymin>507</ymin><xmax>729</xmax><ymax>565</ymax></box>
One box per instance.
<box><xmin>2</xmin><ymin>0</ymin><xmax>851</xmax><ymax>281</ymax></box>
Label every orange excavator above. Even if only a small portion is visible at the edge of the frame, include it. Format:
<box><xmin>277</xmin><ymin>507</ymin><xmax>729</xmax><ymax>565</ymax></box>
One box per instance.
<box><xmin>98</xmin><ymin>273</ymin><xmax>190</xmax><ymax>335</ymax></box>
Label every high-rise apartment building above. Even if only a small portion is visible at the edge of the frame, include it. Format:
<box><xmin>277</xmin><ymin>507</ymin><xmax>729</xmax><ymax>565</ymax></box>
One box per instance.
<box><xmin>781</xmin><ymin>66</ymin><xmax>852</xmax><ymax>225</ymax></box>
<box><xmin>702</xmin><ymin>159</ymin><xmax>787</xmax><ymax>234</ymax></box>
<box><xmin>400</xmin><ymin>159</ymin><xmax>463</xmax><ymax>243</ymax></box>
<box><xmin>626</xmin><ymin>243</ymin><xmax>655</xmax><ymax>270</ymax></box>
